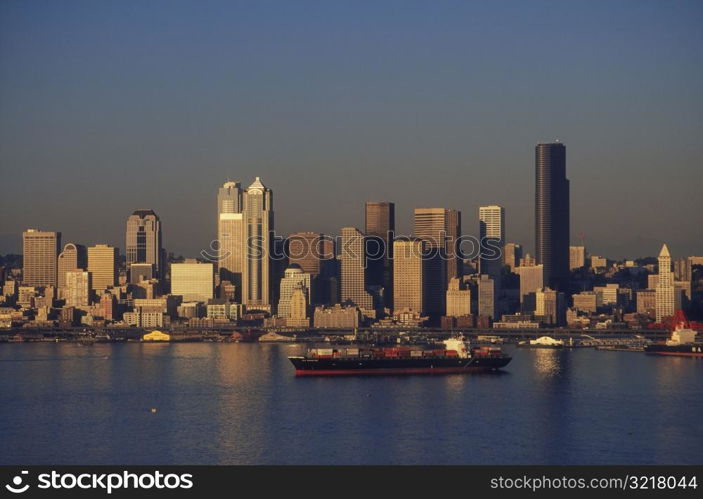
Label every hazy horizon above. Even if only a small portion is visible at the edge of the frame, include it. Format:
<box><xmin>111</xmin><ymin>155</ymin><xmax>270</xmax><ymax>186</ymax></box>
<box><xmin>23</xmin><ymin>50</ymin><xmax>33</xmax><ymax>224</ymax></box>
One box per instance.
<box><xmin>1</xmin><ymin>1</ymin><xmax>702</xmax><ymax>260</ymax></box>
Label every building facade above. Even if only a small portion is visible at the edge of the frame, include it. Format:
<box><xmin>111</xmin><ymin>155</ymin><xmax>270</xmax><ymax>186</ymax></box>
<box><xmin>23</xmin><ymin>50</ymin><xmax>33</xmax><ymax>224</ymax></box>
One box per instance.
<box><xmin>22</xmin><ymin>229</ymin><xmax>61</xmax><ymax>287</ymax></box>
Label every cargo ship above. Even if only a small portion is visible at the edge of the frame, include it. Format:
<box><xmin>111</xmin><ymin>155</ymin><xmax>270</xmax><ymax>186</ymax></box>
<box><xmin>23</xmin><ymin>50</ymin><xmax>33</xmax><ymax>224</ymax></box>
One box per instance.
<box><xmin>288</xmin><ymin>337</ymin><xmax>511</xmax><ymax>376</ymax></box>
<box><xmin>645</xmin><ymin>322</ymin><xmax>703</xmax><ymax>358</ymax></box>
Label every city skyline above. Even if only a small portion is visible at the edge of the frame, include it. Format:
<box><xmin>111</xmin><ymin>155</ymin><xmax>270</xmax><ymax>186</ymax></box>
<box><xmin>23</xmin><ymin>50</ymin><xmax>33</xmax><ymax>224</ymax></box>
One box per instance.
<box><xmin>1</xmin><ymin>2</ymin><xmax>702</xmax><ymax>259</ymax></box>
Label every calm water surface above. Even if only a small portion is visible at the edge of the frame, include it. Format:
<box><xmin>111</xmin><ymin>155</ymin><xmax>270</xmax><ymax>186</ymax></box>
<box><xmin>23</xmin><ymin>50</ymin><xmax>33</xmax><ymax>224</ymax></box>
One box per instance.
<box><xmin>0</xmin><ymin>343</ymin><xmax>700</xmax><ymax>465</ymax></box>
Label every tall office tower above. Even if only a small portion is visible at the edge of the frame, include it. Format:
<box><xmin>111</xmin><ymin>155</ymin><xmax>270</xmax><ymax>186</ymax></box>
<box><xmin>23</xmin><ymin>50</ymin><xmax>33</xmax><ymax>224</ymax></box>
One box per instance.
<box><xmin>536</xmin><ymin>287</ymin><xmax>566</xmax><ymax>325</ymax></box>
<box><xmin>99</xmin><ymin>292</ymin><xmax>117</xmax><ymax>320</ymax></box>
<box><xmin>504</xmin><ymin>243</ymin><xmax>522</xmax><ymax>272</ymax></box>
<box><xmin>126</xmin><ymin>210</ymin><xmax>163</xmax><ymax>277</ymax></box>
<box><xmin>129</xmin><ymin>263</ymin><xmax>154</xmax><ymax>284</ymax></box>
<box><xmin>57</xmin><ymin>243</ymin><xmax>87</xmax><ymax>291</ymax></box>
<box><xmin>22</xmin><ymin>229</ymin><xmax>61</xmax><ymax>287</ymax></box>
<box><xmin>479</xmin><ymin>205</ymin><xmax>505</xmax><ymax>280</ymax></box>
<box><xmin>217</xmin><ymin>181</ymin><xmax>244</xmax><ymax>296</ymax></box>
<box><xmin>171</xmin><ymin>260</ymin><xmax>214</xmax><ymax>302</ymax></box>
<box><xmin>569</xmin><ymin>246</ymin><xmax>586</xmax><ymax>270</ymax></box>
<box><xmin>64</xmin><ymin>270</ymin><xmax>91</xmax><ymax>308</ymax></box>
<box><xmin>87</xmin><ymin>244</ymin><xmax>118</xmax><ymax>291</ymax></box>
<box><xmin>477</xmin><ymin>274</ymin><xmax>495</xmax><ymax>320</ymax></box>
<box><xmin>656</xmin><ymin>244</ymin><xmax>675</xmax><ymax>322</ymax></box>
<box><xmin>242</xmin><ymin>177</ymin><xmax>274</xmax><ymax>309</ymax></box>
<box><xmin>446</xmin><ymin>277</ymin><xmax>471</xmax><ymax>317</ymax></box>
<box><xmin>365</xmin><ymin>202</ymin><xmax>395</xmax><ymax>306</ymax></box>
<box><xmin>535</xmin><ymin>142</ymin><xmax>570</xmax><ymax>292</ymax></box>
<box><xmin>287</xmin><ymin>287</ymin><xmax>310</xmax><ymax>327</ymax></box>
<box><xmin>340</xmin><ymin>227</ymin><xmax>373</xmax><ymax>310</ymax></box>
<box><xmin>277</xmin><ymin>265</ymin><xmax>311</xmax><ymax>317</ymax></box>
<box><xmin>674</xmin><ymin>257</ymin><xmax>692</xmax><ymax>282</ymax></box>
<box><xmin>287</xmin><ymin>232</ymin><xmax>334</xmax><ymax>276</ymax></box>
<box><xmin>516</xmin><ymin>263</ymin><xmax>544</xmax><ymax>309</ymax></box>
<box><xmin>414</xmin><ymin>208</ymin><xmax>461</xmax><ymax>317</ymax></box>
<box><xmin>393</xmin><ymin>238</ymin><xmax>427</xmax><ymax>314</ymax></box>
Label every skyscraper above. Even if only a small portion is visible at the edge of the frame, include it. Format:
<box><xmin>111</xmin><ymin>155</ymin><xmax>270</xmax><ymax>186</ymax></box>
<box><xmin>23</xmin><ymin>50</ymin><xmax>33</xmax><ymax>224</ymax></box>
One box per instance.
<box><xmin>64</xmin><ymin>270</ymin><xmax>91</xmax><ymax>308</ymax></box>
<box><xmin>171</xmin><ymin>260</ymin><xmax>214</xmax><ymax>302</ymax></box>
<box><xmin>241</xmin><ymin>177</ymin><xmax>274</xmax><ymax>309</ymax></box>
<box><xmin>277</xmin><ymin>265</ymin><xmax>311</xmax><ymax>317</ymax></box>
<box><xmin>479</xmin><ymin>205</ymin><xmax>505</xmax><ymax>280</ymax></box>
<box><xmin>656</xmin><ymin>244</ymin><xmax>675</xmax><ymax>322</ymax></box>
<box><xmin>504</xmin><ymin>243</ymin><xmax>522</xmax><ymax>271</ymax></box>
<box><xmin>126</xmin><ymin>210</ymin><xmax>162</xmax><ymax>277</ymax></box>
<box><xmin>569</xmin><ymin>246</ymin><xmax>586</xmax><ymax>270</ymax></box>
<box><xmin>365</xmin><ymin>202</ymin><xmax>395</xmax><ymax>307</ymax></box>
<box><xmin>87</xmin><ymin>244</ymin><xmax>118</xmax><ymax>291</ymax></box>
<box><xmin>22</xmin><ymin>229</ymin><xmax>61</xmax><ymax>287</ymax></box>
<box><xmin>340</xmin><ymin>227</ymin><xmax>373</xmax><ymax>310</ymax></box>
<box><xmin>287</xmin><ymin>232</ymin><xmax>335</xmax><ymax>305</ymax></box>
<box><xmin>57</xmin><ymin>243</ymin><xmax>87</xmax><ymax>291</ymax></box>
<box><xmin>393</xmin><ymin>238</ymin><xmax>426</xmax><ymax>314</ymax></box>
<box><xmin>217</xmin><ymin>181</ymin><xmax>244</xmax><ymax>296</ymax></box>
<box><xmin>414</xmin><ymin>208</ymin><xmax>461</xmax><ymax>317</ymax></box>
<box><xmin>535</xmin><ymin>142</ymin><xmax>570</xmax><ymax>292</ymax></box>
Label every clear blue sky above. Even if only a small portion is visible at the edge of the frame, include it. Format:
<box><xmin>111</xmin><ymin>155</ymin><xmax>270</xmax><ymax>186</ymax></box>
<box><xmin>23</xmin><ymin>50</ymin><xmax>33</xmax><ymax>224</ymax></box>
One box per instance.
<box><xmin>1</xmin><ymin>0</ymin><xmax>701</xmax><ymax>259</ymax></box>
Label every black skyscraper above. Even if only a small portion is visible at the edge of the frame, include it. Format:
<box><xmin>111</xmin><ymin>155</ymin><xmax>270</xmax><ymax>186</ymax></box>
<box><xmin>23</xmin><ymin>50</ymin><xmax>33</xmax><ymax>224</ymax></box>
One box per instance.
<box><xmin>535</xmin><ymin>142</ymin><xmax>570</xmax><ymax>292</ymax></box>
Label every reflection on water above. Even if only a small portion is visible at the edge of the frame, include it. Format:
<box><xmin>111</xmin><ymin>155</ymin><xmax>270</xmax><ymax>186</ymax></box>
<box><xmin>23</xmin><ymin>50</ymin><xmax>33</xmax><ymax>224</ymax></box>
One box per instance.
<box><xmin>532</xmin><ymin>349</ymin><xmax>564</xmax><ymax>378</ymax></box>
<box><xmin>0</xmin><ymin>343</ymin><xmax>701</xmax><ymax>465</ymax></box>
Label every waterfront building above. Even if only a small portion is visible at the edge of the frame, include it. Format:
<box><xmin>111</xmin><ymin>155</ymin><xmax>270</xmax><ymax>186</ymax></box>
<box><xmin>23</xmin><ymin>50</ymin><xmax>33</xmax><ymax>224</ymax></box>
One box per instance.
<box><xmin>535</xmin><ymin>287</ymin><xmax>566</xmax><ymax>325</ymax></box>
<box><xmin>287</xmin><ymin>287</ymin><xmax>310</xmax><ymax>327</ymax></box>
<box><xmin>313</xmin><ymin>304</ymin><xmax>361</xmax><ymax>329</ymax></box>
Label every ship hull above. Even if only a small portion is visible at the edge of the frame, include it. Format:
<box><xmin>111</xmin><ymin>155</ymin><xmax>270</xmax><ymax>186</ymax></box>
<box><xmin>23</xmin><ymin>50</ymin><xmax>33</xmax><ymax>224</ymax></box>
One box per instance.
<box><xmin>289</xmin><ymin>356</ymin><xmax>511</xmax><ymax>376</ymax></box>
<box><xmin>645</xmin><ymin>344</ymin><xmax>703</xmax><ymax>358</ymax></box>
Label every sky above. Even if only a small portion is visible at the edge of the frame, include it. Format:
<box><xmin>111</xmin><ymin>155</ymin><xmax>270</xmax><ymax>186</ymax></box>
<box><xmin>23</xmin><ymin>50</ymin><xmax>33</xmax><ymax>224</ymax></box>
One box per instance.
<box><xmin>1</xmin><ymin>0</ymin><xmax>701</xmax><ymax>260</ymax></box>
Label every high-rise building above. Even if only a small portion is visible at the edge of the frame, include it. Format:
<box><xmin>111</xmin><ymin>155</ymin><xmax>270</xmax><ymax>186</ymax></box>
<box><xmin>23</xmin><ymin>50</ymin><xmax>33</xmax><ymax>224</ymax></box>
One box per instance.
<box><xmin>656</xmin><ymin>244</ymin><xmax>675</xmax><ymax>322</ymax></box>
<box><xmin>242</xmin><ymin>177</ymin><xmax>274</xmax><ymax>309</ymax></box>
<box><xmin>535</xmin><ymin>142</ymin><xmax>570</xmax><ymax>292</ymax></box>
<box><xmin>287</xmin><ymin>287</ymin><xmax>310</xmax><ymax>327</ymax></box>
<box><xmin>64</xmin><ymin>270</ymin><xmax>91</xmax><ymax>308</ymax></box>
<box><xmin>340</xmin><ymin>227</ymin><xmax>373</xmax><ymax>310</ymax></box>
<box><xmin>414</xmin><ymin>208</ymin><xmax>461</xmax><ymax>317</ymax></box>
<box><xmin>99</xmin><ymin>292</ymin><xmax>117</xmax><ymax>321</ymax></box>
<box><xmin>516</xmin><ymin>263</ymin><xmax>544</xmax><ymax>309</ymax></box>
<box><xmin>171</xmin><ymin>260</ymin><xmax>214</xmax><ymax>302</ymax></box>
<box><xmin>477</xmin><ymin>274</ymin><xmax>495</xmax><ymax>320</ymax></box>
<box><xmin>129</xmin><ymin>263</ymin><xmax>154</xmax><ymax>284</ymax></box>
<box><xmin>569</xmin><ymin>246</ymin><xmax>586</xmax><ymax>270</ymax></box>
<box><xmin>536</xmin><ymin>287</ymin><xmax>566</xmax><ymax>325</ymax></box>
<box><xmin>126</xmin><ymin>210</ymin><xmax>163</xmax><ymax>277</ymax></box>
<box><xmin>504</xmin><ymin>243</ymin><xmax>523</xmax><ymax>271</ymax></box>
<box><xmin>87</xmin><ymin>244</ymin><xmax>118</xmax><ymax>291</ymax></box>
<box><xmin>287</xmin><ymin>232</ymin><xmax>335</xmax><ymax>305</ymax></box>
<box><xmin>479</xmin><ymin>205</ymin><xmax>505</xmax><ymax>281</ymax></box>
<box><xmin>22</xmin><ymin>229</ymin><xmax>61</xmax><ymax>287</ymax></box>
<box><xmin>393</xmin><ymin>238</ymin><xmax>426</xmax><ymax>314</ymax></box>
<box><xmin>277</xmin><ymin>265</ymin><xmax>311</xmax><ymax>318</ymax></box>
<box><xmin>445</xmin><ymin>277</ymin><xmax>471</xmax><ymax>317</ymax></box>
<box><xmin>217</xmin><ymin>181</ymin><xmax>244</xmax><ymax>296</ymax></box>
<box><xmin>365</xmin><ymin>202</ymin><xmax>395</xmax><ymax>306</ymax></box>
<box><xmin>57</xmin><ymin>243</ymin><xmax>87</xmax><ymax>291</ymax></box>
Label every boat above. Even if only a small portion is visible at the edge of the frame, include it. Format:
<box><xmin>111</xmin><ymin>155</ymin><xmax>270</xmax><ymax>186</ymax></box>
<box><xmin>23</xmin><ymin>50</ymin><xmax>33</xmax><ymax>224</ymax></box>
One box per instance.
<box><xmin>645</xmin><ymin>321</ymin><xmax>703</xmax><ymax>358</ymax></box>
<box><xmin>258</xmin><ymin>331</ymin><xmax>297</xmax><ymax>342</ymax></box>
<box><xmin>288</xmin><ymin>337</ymin><xmax>511</xmax><ymax>376</ymax></box>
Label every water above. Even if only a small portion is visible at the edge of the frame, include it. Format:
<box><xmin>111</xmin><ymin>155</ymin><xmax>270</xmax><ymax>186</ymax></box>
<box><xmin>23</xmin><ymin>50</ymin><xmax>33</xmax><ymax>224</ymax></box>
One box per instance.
<box><xmin>0</xmin><ymin>342</ymin><xmax>700</xmax><ymax>465</ymax></box>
